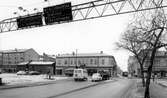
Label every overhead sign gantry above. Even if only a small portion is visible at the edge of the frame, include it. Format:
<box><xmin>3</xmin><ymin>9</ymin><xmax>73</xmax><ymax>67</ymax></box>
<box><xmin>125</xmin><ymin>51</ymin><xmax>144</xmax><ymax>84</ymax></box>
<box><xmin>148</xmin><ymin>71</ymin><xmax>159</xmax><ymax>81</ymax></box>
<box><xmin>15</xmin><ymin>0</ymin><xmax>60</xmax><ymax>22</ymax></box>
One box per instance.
<box><xmin>0</xmin><ymin>0</ymin><xmax>167</xmax><ymax>33</ymax></box>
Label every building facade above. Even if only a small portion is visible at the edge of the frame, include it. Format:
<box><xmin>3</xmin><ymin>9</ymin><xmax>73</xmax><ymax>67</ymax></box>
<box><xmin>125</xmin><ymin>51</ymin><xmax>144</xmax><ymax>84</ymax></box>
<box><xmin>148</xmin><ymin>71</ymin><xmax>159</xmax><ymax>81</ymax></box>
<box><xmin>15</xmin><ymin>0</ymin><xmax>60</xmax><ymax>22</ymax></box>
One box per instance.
<box><xmin>0</xmin><ymin>48</ymin><xmax>39</xmax><ymax>72</ymax></box>
<box><xmin>128</xmin><ymin>51</ymin><xmax>167</xmax><ymax>77</ymax></box>
<box><xmin>128</xmin><ymin>56</ymin><xmax>141</xmax><ymax>77</ymax></box>
<box><xmin>55</xmin><ymin>52</ymin><xmax>117</xmax><ymax>76</ymax></box>
<box><xmin>17</xmin><ymin>61</ymin><xmax>55</xmax><ymax>74</ymax></box>
<box><xmin>143</xmin><ymin>51</ymin><xmax>167</xmax><ymax>77</ymax></box>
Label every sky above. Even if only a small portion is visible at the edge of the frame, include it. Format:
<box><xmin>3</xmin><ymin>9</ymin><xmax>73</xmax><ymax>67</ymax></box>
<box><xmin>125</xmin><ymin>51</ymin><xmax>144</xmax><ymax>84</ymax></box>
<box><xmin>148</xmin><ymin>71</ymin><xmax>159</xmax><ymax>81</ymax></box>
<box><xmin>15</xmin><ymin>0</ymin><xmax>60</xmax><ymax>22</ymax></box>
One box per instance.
<box><xmin>0</xmin><ymin>0</ymin><xmax>134</xmax><ymax>71</ymax></box>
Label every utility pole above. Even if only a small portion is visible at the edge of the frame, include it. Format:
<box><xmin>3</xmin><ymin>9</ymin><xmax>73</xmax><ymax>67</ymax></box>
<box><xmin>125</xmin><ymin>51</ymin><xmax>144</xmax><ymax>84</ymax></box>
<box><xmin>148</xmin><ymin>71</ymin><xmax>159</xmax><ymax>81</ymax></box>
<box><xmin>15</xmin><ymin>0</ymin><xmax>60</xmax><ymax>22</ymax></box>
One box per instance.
<box><xmin>76</xmin><ymin>49</ymin><xmax>78</xmax><ymax>68</ymax></box>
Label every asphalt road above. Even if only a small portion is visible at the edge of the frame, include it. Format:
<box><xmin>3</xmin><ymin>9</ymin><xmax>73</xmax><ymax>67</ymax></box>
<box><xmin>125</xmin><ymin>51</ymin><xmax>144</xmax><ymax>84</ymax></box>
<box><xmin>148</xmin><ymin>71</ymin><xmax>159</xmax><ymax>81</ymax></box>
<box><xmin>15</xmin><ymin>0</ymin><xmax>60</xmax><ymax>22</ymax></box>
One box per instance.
<box><xmin>0</xmin><ymin>78</ymin><xmax>136</xmax><ymax>98</ymax></box>
<box><xmin>51</xmin><ymin>78</ymin><xmax>136</xmax><ymax>98</ymax></box>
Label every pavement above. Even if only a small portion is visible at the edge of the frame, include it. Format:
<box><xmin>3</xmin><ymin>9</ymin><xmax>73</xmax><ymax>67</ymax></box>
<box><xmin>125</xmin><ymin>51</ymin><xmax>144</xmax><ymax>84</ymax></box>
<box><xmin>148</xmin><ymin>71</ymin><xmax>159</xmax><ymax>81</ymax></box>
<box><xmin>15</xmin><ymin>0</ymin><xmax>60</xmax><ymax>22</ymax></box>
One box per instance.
<box><xmin>131</xmin><ymin>78</ymin><xmax>167</xmax><ymax>98</ymax></box>
<box><xmin>150</xmin><ymin>82</ymin><xmax>167</xmax><ymax>98</ymax></box>
<box><xmin>0</xmin><ymin>77</ymin><xmax>116</xmax><ymax>90</ymax></box>
<box><xmin>0</xmin><ymin>77</ymin><xmax>72</xmax><ymax>90</ymax></box>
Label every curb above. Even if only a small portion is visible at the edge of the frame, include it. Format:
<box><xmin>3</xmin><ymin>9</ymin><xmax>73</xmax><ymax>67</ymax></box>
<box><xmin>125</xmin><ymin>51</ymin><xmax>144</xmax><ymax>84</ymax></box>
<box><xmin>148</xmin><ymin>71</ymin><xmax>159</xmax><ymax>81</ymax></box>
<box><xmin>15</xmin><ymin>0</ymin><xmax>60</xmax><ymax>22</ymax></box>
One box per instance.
<box><xmin>0</xmin><ymin>78</ymin><xmax>72</xmax><ymax>90</ymax></box>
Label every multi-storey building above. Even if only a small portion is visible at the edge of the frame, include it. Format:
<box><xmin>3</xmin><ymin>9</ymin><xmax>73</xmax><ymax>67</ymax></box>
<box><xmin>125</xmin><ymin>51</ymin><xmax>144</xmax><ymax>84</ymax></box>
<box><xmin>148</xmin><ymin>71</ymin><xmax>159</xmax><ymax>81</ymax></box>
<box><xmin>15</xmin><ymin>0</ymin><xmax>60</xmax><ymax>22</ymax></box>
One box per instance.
<box><xmin>56</xmin><ymin>52</ymin><xmax>117</xmax><ymax>76</ymax></box>
<box><xmin>143</xmin><ymin>51</ymin><xmax>167</xmax><ymax>77</ymax></box>
<box><xmin>128</xmin><ymin>56</ymin><xmax>141</xmax><ymax>77</ymax></box>
<box><xmin>0</xmin><ymin>48</ymin><xmax>39</xmax><ymax>72</ymax></box>
<box><xmin>128</xmin><ymin>50</ymin><xmax>167</xmax><ymax>77</ymax></box>
<box><xmin>39</xmin><ymin>53</ymin><xmax>56</xmax><ymax>62</ymax></box>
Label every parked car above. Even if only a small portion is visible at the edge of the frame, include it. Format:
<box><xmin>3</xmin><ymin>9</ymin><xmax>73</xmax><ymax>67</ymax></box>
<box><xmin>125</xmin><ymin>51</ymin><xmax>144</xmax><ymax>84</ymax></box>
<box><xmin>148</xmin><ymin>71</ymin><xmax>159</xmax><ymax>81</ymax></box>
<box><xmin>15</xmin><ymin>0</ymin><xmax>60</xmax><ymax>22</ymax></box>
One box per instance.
<box><xmin>17</xmin><ymin>71</ymin><xmax>27</xmax><ymax>75</ymax></box>
<box><xmin>73</xmin><ymin>68</ymin><xmax>88</xmax><ymax>81</ymax></box>
<box><xmin>91</xmin><ymin>73</ymin><xmax>102</xmax><ymax>82</ymax></box>
<box><xmin>99</xmin><ymin>71</ymin><xmax>110</xmax><ymax>80</ymax></box>
<box><xmin>28</xmin><ymin>71</ymin><xmax>40</xmax><ymax>75</ymax></box>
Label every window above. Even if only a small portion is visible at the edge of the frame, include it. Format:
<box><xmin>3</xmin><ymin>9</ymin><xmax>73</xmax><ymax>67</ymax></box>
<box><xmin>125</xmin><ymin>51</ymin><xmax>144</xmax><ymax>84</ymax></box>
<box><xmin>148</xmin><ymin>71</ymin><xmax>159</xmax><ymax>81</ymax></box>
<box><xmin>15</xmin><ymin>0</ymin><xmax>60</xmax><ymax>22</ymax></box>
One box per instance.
<box><xmin>78</xmin><ymin>60</ymin><xmax>81</xmax><ymax>65</ymax></box>
<box><xmin>71</xmin><ymin>60</ymin><xmax>73</xmax><ymax>64</ymax></box>
<box><xmin>8</xmin><ymin>61</ymin><xmax>11</xmax><ymax>64</ymax></box>
<box><xmin>75</xmin><ymin>60</ymin><xmax>77</xmax><ymax>65</ymax></box>
<box><xmin>102</xmin><ymin>59</ymin><xmax>105</xmax><ymax>65</ymax></box>
<box><xmin>64</xmin><ymin>60</ymin><xmax>67</xmax><ymax>65</ymax></box>
<box><xmin>90</xmin><ymin>59</ymin><xmax>93</xmax><ymax>64</ymax></box>
<box><xmin>95</xmin><ymin>59</ymin><xmax>97</xmax><ymax>65</ymax></box>
<box><xmin>58</xmin><ymin>60</ymin><xmax>61</xmax><ymax>65</ymax></box>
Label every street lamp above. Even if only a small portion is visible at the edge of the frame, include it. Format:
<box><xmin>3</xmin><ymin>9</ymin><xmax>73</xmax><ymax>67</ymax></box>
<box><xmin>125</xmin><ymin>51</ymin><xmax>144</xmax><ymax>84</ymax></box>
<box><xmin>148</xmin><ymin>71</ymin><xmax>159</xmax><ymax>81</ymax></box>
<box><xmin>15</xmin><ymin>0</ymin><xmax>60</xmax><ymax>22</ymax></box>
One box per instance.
<box><xmin>13</xmin><ymin>12</ymin><xmax>20</xmax><ymax>17</ymax></box>
<box><xmin>44</xmin><ymin>0</ymin><xmax>50</xmax><ymax>5</ymax></box>
<box><xmin>18</xmin><ymin>6</ymin><xmax>23</xmax><ymax>11</ymax></box>
<box><xmin>33</xmin><ymin>8</ymin><xmax>39</xmax><ymax>13</ymax></box>
<box><xmin>23</xmin><ymin>9</ymin><xmax>30</xmax><ymax>15</ymax></box>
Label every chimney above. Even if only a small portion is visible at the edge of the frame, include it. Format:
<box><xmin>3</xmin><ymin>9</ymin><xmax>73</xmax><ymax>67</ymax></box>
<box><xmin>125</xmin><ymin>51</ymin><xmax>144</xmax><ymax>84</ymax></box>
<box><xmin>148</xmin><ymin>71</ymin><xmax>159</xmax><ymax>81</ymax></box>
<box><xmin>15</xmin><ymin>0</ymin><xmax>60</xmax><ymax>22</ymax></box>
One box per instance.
<box><xmin>15</xmin><ymin>48</ymin><xmax>17</xmax><ymax>52</ymax></box>
<box><xmin>72</xmin><ymin>52</ymin><xmax>75</xmax><ymax>55</ymax></box>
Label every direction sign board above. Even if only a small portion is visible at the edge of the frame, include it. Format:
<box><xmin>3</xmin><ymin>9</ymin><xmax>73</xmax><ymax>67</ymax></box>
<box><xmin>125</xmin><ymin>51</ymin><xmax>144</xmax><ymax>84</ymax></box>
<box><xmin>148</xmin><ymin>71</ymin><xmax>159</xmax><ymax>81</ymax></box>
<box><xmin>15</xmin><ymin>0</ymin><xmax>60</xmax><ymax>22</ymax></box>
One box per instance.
<box><xmin>44</xmin><ymin>2</ymin><xmax>73</xmax><ymax>25</ymax></box>
<box><xmin>17</xmin><ymin>13</ymin><xmax>43</xmax><ymax>28</ymax></box>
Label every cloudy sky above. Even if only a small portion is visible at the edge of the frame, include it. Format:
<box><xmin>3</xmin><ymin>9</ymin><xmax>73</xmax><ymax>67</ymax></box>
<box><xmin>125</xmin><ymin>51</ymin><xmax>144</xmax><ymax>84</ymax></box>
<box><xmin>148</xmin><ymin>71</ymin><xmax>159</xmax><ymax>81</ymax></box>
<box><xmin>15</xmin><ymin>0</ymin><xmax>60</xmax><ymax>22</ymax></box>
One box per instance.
<box><xmin>0</xmin><ymin>0</ymin><xmax>134</xmax><ymax>71</ymax></box>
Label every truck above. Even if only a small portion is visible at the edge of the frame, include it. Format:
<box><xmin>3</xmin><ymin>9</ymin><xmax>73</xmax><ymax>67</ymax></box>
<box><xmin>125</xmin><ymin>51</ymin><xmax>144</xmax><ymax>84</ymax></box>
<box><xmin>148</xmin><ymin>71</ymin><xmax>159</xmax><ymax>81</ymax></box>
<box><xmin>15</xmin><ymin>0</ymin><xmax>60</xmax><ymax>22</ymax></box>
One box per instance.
<box><xmin>73</xmin><ymin>68</ymin><xmax>88</xmax><ymax>81</ymax></box>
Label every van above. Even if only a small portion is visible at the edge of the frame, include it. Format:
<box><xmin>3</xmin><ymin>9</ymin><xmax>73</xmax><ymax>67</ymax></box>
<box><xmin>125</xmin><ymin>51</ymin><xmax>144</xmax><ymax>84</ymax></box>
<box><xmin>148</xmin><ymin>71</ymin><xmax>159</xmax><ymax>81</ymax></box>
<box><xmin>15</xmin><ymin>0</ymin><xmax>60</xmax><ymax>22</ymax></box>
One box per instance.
<box><xmin>73</xmin><ymin>68</ymin><xmax>88</xmax><ymax>81</ymax></box>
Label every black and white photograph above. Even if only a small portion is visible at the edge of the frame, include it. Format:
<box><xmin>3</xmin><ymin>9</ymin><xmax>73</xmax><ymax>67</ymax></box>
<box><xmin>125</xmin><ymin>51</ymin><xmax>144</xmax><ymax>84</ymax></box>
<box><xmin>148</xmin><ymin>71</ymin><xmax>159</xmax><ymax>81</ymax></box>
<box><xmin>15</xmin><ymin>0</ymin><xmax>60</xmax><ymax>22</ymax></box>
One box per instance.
<box><xmin>0</xmin><ymin>0</ymin><xmax>167</xmax><ymax>98</ymax></box>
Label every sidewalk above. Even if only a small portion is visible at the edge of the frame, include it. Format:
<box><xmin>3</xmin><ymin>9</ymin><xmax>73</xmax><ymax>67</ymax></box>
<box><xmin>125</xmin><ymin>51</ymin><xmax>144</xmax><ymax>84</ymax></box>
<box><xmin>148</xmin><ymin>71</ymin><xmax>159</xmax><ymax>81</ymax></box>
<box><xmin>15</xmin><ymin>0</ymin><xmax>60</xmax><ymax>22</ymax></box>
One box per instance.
<box><xmin>150</xmin><ymin>82</ymin><xmax>167</xmax><ymax>98</ymax></box>
<box><xmin>130</xmin><ymin>79</ymin><xmax>167</xmax><ymax>98</ymax></box>
<box><xmin>0</xmin><ymin>76</ymin><xmax>116</xmax><ymax>90</ymax></box>
<box><xmin>0</xmin><ymin>77</ymin><xmax>72</xmax><ymax>90</ymax></box>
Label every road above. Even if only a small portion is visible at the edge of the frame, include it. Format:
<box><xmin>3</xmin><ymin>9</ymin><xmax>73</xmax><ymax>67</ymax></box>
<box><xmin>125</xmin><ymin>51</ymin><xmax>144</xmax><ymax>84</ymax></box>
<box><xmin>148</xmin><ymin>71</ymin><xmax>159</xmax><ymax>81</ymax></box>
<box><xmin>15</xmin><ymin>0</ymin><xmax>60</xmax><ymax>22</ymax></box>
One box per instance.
<box><xmin>0</xmin><ymin>78</ymin><xmax>136</xmax><ymax>98</ymax></box>
<box><xmin>51</xmin><ymin>78</ymin><xmax>136</xmax><ymax>98</ymax></box>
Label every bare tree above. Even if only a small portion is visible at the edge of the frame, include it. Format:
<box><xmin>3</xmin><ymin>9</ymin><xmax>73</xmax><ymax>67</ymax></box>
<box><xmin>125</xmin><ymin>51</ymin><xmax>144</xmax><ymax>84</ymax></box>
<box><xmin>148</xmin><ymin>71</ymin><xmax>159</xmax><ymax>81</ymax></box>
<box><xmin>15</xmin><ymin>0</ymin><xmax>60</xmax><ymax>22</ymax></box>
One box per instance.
<box><xmin>117</xmin><ymin>6</ymin><xmax>167</xmax><ymax>97</ymax></box>
<box><xmin>123</xmin><ymin>9</ymin><xmax>167</xmax><ymax>98</ymax></box>
<box><xmin>140</xmin><ymin>9</ymin><xmax>167</xmax><ymax>98</ymax></box>
<box><xmin>116</xmin><ymin>23</ymin><xmax>151</xmax><ymax>87</ymax></box>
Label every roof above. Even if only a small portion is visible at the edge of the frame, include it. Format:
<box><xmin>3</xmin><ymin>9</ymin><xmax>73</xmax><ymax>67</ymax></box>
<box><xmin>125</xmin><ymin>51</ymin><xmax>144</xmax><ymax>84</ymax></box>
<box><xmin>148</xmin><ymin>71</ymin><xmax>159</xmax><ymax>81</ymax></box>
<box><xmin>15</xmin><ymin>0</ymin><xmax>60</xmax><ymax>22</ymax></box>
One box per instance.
<box><xmin>139</xmin><ymin>50</ymin><xmax>167</xmax><ymax>57</ymax></box>
<box><xmin>0</xmin><ymin>49</ymin><xmax>30</xmax><ymax>53</ymax></box>
<box><xmin>18</xmin><ymin>61</ymin><xmax>55</xmax><ymax>65</ymax></box>
<box><xmin>57</xmin><ymin>53</ymin><xmax>113</xmax><ymax>58</ymax></box>
<box><xmin>155</xmin><ymin>51</ymin><xmax>167</xmax><ymax>56</ymax></box>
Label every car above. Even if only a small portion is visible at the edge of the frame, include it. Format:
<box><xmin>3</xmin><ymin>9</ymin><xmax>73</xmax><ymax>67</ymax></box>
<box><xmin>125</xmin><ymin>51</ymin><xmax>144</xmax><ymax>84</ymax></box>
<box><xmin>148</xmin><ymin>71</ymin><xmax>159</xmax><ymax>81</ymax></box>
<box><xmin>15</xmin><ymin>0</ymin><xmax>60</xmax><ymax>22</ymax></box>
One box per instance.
<box><xmin>99</xmin><ymin>71</ymin><xmax>110</xmax><ymax>80</ymax></box>
<box><xmin>17</xmin><ymin>71</ymin><xmax>27</xmax><ymax>75</ymax></box>
<box><xmin>28</xmin><ymin>71</ymin><xmax>40</xmax><ymax>75</ymax></box>
<box><xmin>91</xmin><ymin>73</ymin><xmax>102</xmax><ymax>82</ymax></box>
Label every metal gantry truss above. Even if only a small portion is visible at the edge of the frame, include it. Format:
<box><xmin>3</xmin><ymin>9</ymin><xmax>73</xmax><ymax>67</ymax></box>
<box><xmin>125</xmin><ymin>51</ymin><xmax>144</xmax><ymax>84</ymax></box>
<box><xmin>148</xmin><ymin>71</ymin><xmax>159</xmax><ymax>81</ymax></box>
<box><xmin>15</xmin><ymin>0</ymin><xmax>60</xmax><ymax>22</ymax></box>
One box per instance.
<box><xmin>0</xmin><ymin>0</ymin><xmax>167</xmax><ymax>33</ymax></box>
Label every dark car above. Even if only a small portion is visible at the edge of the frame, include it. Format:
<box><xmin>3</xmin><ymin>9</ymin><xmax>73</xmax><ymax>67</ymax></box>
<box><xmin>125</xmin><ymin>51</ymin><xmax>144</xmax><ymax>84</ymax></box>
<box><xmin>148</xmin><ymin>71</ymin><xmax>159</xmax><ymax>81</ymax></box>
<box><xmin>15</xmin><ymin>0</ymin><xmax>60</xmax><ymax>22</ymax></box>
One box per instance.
<box><xmin>28</xmin><ymin>71</ymin><xmax>40</xmax><ymax>75</ymax></box>
<box><xmin>99</xmin><ymin>71</ymin><xmax>110</xmax><ymax>80</ymax></box>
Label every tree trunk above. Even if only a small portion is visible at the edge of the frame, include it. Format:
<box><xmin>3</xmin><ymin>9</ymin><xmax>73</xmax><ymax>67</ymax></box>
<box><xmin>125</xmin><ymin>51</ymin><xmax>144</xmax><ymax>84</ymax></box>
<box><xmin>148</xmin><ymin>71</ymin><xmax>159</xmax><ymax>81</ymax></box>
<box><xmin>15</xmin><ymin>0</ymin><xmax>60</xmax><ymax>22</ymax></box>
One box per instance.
<box><xmin>141</xmin><ymin>70</ymin><xmax>145</xmax><ymax>87</ymax></box>
<box><xmin>144</xmin><ymin>49</ymin><xmax>156</xmax><ymax>98</ymax></box>
<box><xmin>144</xmin><ymin>68</ymin><xmax>151</xmax><ymax>98</ymax></box>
